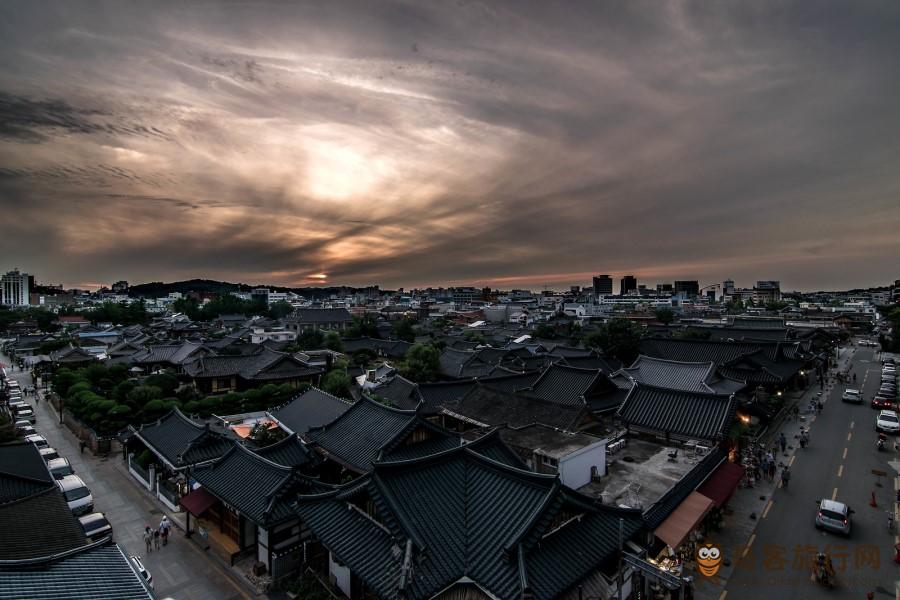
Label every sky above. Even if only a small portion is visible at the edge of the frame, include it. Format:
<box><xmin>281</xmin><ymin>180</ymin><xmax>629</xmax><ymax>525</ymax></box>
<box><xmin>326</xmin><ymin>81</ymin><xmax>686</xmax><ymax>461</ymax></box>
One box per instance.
<box><xmin>1</xmin><ymin>1</ymin><xmax>899</xmax><ymax>292</ymax></box>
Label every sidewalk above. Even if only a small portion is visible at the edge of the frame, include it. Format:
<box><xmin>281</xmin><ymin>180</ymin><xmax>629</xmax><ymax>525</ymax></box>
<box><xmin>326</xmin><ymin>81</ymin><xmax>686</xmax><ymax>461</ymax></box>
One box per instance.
<box><xmin>694</xmin><ymin>346</ymin><xmax>854</xmax><ymax>600</ymax></box>
<box><xmin>1</xmin><ymin>352</ymin><xmax>259</xmax><ymax>600</ymax></box>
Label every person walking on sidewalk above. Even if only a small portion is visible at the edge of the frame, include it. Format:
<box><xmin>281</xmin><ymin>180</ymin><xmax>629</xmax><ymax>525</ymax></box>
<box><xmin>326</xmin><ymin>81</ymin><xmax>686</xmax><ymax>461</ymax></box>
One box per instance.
<box><xmin>159</xmin><ymin>516</ymin><xmax>171</xmax><ymax>546</ymax></box>
<box><xmin>781</xmin><ymin>466</ymin><xmax>791</xmax><ymax>489</ymax></box>
<box><xmin>768</xmin><ymin>455</ymin><xmax>776</xmax><ymax>481</ymax></box>
<box><xmin>779</xmin><ymin>432</ymin><xmax>787</xmax><ymax>454</ymax></box>
<box><xmin>153</xmin><ymin>527</ymin><xmax>161</xmax><ymax>550</ymax></box>
<box><xmin>143</xmin><ymin>527</ymin><xmax>153</xmax><ymax>553</ymax></box>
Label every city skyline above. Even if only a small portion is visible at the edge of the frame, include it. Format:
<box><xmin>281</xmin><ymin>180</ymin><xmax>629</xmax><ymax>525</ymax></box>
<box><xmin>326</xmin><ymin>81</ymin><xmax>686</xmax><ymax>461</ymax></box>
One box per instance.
<box><xmin>2</xmin><ymin>1</ymin><xmax>900</xmax><ymax>290</ymax></box>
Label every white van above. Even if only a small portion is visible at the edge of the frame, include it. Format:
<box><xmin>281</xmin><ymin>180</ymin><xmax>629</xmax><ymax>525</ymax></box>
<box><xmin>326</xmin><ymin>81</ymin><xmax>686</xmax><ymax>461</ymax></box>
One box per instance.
<box><xmin>57</xmin><ymin>475</ymin><xmax>93</xmax><ymax>515</ymax></box>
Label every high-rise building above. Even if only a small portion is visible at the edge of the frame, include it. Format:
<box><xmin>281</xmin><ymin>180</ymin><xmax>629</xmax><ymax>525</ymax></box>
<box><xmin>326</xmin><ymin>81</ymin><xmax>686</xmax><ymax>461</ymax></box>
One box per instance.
<box><xmin>673</xmin><ymin>280</ymin><xmax>700</xmax><ymax>297</ymax></box>
<box><xmin>723</xmin><ymin>279</ymin><xmax>735</xmax><ymax>295</ymax></box>
<box><xmin>620</xmin><ymin>275</ymin><xmax>637</xmax><ymax>296</ymax></box>
<box><xmin>1</xmin><ymin>269</ymin><xmax>31</xmax><ymax>307</ymax></box>
<box><xmin>656</xmin><ymin>283</ymin><xmax>674</xmax><ymax>294</ymax></box>
<box><xmin>592</xmin><ymin>275</ymin><xmax>613</xmax><ymax>296</ymax></box>
<box><xmin>753</xmin><ymin>281</ymin><xmax>781</xmax><ymax>303</ymax></box>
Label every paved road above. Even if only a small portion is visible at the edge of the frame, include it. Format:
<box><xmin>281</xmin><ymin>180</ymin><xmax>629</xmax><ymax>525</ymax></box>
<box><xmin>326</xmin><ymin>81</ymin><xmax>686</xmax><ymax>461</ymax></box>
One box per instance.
<box><xmin>1</xmin><ymin>354</ymin><xmax>255</xmax><ymax>600</ymax></box>
<box><xmin>726</xmin><ymin>346</ymin><xmax>900</xmax><ymax>600</ymax></box>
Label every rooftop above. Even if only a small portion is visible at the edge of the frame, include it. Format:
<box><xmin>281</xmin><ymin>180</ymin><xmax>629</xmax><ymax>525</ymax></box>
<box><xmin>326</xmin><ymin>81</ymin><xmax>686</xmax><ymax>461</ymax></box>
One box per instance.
<box><xmin>579</xmin><ymin>438</ymin><xmax>700</xmax><ymax>510</ymax></box>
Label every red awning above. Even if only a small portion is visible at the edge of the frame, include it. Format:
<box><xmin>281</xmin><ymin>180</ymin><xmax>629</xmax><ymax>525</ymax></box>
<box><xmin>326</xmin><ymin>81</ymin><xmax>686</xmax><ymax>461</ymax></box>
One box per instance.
<box><xmin>179</xmin><ymin>487</ymin><xmax>218</xmax><ymax>516</ymax></box>
<box><xmin>698</xmin><ymin>462</ymin><xmax>745</xmax><ymax>508</ymax></box>
<box><xmin>655</xmin><ymin>492</ymin><xmax>715</xmax><ymax>549</ymax></box>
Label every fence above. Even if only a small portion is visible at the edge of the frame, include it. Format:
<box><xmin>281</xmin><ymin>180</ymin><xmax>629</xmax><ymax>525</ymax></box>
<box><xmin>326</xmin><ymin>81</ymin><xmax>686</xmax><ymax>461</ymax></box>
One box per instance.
<box><xmin>128</xmin><ymin>453</ymin><xmax>153</xmax><ymax>491</ymax></box>
<box><xmin>157</xmin><ymin>478</ymin><xmax>182</xmax><ymax>513</ymax></box>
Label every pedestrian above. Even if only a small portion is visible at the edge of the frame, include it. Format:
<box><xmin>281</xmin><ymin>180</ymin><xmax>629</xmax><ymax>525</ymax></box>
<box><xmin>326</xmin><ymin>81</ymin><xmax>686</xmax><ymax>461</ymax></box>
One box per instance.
<box><xmin>159</xmin><ymin>515</ymin><xmax>171</xmax><ymax>546</ymax></box>
<box><xmin>779</xmin><ymin>432</ymin><xmax>787</xmax><ymax>453</ymax></box>
<box><xmin>817</xmin><ymin>399</ymin><xmax>823</xmax><ymax>415</ymax></box>
<box><xmin>79</xmin><ymin>440</ymin><xmax>86</xmax><ymax>454</ymax></box>
<box><xmin>781</xmin><ymin>466</ymin><xmax>791</xmax><ymax>489</ymax></box>
<box><xmin>768</xmin><ymin>459</ymin><xmax>776</xmax><ymax>482</ymax></box>
<box><xmin>760</xmin><ymin>455</ymin><xmax>769</xmax><ymax>479</ymax></box>
<box><xmin>153</xmin><ymin>527</ymin><xmax>161</xmax><ymax>550</ymax></box>
<box><xmin>143</xmin><ymin>527</ymin><xmax>153</xmax><ymax>553</ymax></box>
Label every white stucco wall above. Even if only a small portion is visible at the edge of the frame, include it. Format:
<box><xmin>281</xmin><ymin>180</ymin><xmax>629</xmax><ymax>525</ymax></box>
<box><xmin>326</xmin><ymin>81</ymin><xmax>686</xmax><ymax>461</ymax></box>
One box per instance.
<box><xmin>557</xmin><ymin>439</ymin><xmax>607</xmax><ymax>489</ymax></box>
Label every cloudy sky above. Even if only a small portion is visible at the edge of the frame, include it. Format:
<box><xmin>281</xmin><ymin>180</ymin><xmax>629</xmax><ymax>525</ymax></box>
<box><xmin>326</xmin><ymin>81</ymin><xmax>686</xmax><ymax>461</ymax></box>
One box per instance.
<box><xmin>1</xmin><ymin>1</ymin><xmax>899</xmax><ymax>291</ymax></box>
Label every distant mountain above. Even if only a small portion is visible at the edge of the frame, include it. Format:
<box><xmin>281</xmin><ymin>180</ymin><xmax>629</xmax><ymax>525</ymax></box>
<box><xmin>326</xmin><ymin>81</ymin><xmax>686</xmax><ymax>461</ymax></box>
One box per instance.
<box><xmin>127</xmin><ymin>278</ymin><xmax>381</xmax><ymax>299</ymax></box>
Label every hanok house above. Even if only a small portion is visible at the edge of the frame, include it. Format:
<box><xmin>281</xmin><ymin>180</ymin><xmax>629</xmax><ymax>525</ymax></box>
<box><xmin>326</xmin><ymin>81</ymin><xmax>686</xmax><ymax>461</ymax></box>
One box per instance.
<box><xmin>285</xmin><ymin>308</ymin><xmax>353</xmax><ymax>333</ymax></box>
<box><xmin>616</xmin><ymin>384</ymin><xmax>739</xmax><ymax>448</ymax></box>
<box><xmin>182</xmin><ymin>347</ymin><xmax>323</xmax><ymax>394</ymax></box>
<box><xmin>304</xmin><ymin>397</ymin><xmax>468</xmax><ymax>482</ymax></box>
<box><xmin>186</xmin><ymin>442</ymin><xmax>327</xmax><ymax>576</ymax></box>
<box><xmin>270</xmin><ymin>387</ymin><xmax>353</xmax><ymax>435</ymax></box>
<box><xmin>125</xmin><ymin>409</ymin><xmax>234</xmax><ymax>509</ymax></box>
<box><xmin>48</xmin><ymin>344</ymin><xmax>97</xmax><ymax>368</ymax></box>
<box><xmin>296</xmin><ymin>445</ymin><xmax>646</xmax><ymax>600</ymax></box>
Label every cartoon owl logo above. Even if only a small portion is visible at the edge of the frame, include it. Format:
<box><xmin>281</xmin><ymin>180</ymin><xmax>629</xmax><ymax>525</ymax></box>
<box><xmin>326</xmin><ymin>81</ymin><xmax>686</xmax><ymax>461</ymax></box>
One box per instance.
<box><xmin>696</xmin><ymin>543</ymin><xmax>722</xmax><ymax>577</ymax></box>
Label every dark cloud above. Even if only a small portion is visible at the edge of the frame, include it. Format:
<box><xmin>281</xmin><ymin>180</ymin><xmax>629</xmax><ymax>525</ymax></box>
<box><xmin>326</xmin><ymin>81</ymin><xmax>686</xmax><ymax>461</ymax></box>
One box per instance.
<box><xmin>0</xmin><ymin>0</ymin><xmax>899</xmax><ymax>290</ymax></box>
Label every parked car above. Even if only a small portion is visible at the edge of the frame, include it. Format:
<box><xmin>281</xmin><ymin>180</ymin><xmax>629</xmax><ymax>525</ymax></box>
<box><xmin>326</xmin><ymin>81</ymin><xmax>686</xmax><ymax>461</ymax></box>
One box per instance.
<box><xmin>17</xmin><ymin>425</ymin><xmax>36</xmax><ymax>437</ymax></box>
<box><xmin>130</xmin><ymin>556</ymin><xmax>153</xmax><ymax>589</ymax></box>
<box><xmin>876</xmin><ymin>410</ymin><xmax>900</xmax><ymax>434</ymax></box>
<box><xmin>24</xmin><ymin>434</ymin><xmax>49</xmax><ymax>449</ymax></box>
<box><xmin>38</xmin><ymin>447</ymin><xmax>60</xmax><ymax>462</ymax></box>
<box><xmin>57</xmin><ymin>475</ymin><xmax>93</xmax><ymax>515</ymax></box>
<box><xmin>842</xmin><ymin>389</ymin><xmax>862</xmax><ymax>403</ymax></box>
<box><xmin>46</xmin><ymin>457</ymin><xmax>74</xmax><ymax>480</ymax></box>
<box><xmin>78</xmin><ymin>512</ymin><xmax>113</xmax><ymax>542</ymax></box>
<box><xmin>815</xmin><ymin>498</ymin><xmax>853</xmax><ymax>535</ymax></box>
<box><xmin>872</xmin><ymin>397</ymin><xmax>895</xmax><ymax>410</ymax></box>
<box><xmin>16</xmin><ymin>408</ymin><xmax>36</xmax><ymax>423</ymax></box>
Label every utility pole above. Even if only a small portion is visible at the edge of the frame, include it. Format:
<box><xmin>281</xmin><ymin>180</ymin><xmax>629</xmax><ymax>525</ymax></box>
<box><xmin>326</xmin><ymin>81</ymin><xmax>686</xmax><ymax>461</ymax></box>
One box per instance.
<box><xmin>617</xmin><ymin>517</ymin><xmax>624</xmax><ymax>600</ymax></box>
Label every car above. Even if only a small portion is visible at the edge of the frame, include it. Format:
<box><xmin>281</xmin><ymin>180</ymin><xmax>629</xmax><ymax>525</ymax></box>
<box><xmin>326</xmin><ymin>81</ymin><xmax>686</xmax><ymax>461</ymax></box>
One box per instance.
<box><xmin>876</xmin><ymin>410</ymin><xmax>900</xmax><ymax>434</ymax></box>
<box><xmin>878</xmin><ymin>389</ymin><xmax>897</xmax><ymax>399</ymax></box>
<box><xmin>24</xmin><ymin>434</ymin><xmax>49</xmax><ymax>449</ymax></box>
<box><xmin>842</xmin><ymin>389</ymin><xmax>862</xmax><ymax>403</ymax></box>
<box><xmin>78</xmin><ymin>512</ymin><xmax>113</xmax><ymax>542</ymax></box>
<box><xmin>873</xmin><ymin>397</ymin><xmax>894</xmax><ymax>410</ymax></box>
<box><xmin>130</xmin><ymin>555</ymin><xmax>153</xmax><ymax>589</ymax></box>
<box><xmin>17</xmin><ymin>425</ymin><xmax>36</xmax><ymax>437</ymax></box>
<box><xmin>815</xmin><ymin>498</ymin><xmax>852</xmax><ymax>535</ymax></box>
<box><xmin>8</xmin><ymin>401</ymin><xmax>28</xmax><ymax>413</ymax></box>
<box><xmin>38</xmin><ymin>447</ymin><xmax>60</xmax><ymax>462</ymax></box>
<box><xmin>57</xmin><ymin>475</ymin><xmax>93</xmax><ymax>515</ymax></box>
<box><xmin>46</xmin><ymin>457</ymin><xmax>74</xmax><ymax>480</ymax></box>
<box><xmin>15</xmin><ymin>408</ymin><xmax>36</xmax><ymax>423</ymax></box>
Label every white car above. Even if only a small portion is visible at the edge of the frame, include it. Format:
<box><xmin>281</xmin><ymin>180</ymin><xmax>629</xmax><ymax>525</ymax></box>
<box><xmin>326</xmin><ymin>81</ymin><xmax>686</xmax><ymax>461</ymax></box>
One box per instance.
<box><xmin>876</xmin><ymin>410</ymin><xmax>900</xmax><ymax>434</ymax></box>
<box><xmin>130</xmin><ymin>555</ymin><xmax>153</xmax><ymax>589</ymax></box>
<box><xmin>841</xmin><ymin>389</ymin><xmax>862</xmax><ymax>404</ymax></box>
<box><xmin>57</xmin><ymin>475</ymin><xmax>93</xmax><ymax>515</ymax></box>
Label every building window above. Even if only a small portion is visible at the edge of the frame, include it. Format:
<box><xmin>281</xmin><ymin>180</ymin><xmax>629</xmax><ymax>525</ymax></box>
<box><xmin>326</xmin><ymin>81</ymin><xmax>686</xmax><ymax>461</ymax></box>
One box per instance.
<box><xmin>541</xmin><ymin>455</ymin><xmax>558</xmax><ymax>468</ymax></box>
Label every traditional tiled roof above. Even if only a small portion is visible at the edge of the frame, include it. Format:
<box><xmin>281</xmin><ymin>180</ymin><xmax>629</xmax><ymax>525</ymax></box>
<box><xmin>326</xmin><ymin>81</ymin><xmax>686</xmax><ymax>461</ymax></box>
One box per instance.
<box><xmin>639</xmin><ymin>337</ymin><xmax>807</xmax><ymax>367</ymax></box>
<box><xmin>128</xmin><ymin>409</ymin><xmax>234</xmax><ymax>470</ymax></box>
<box><xmin>438</xmin><ymin>348</ymin><xmax>495</xmax><ymax>379</ymax></box>
<box><xmin>644</xmin><ymin>449</ymin><xmax>726</xmax><ymax>530</ymax></box>
<box><xmin>271</xmin><ymin>387</ymin><xmax>353</xmax><ymax>435</ymax></box>
<box><xmin>49</xmin><ymin>345</ymin><xmax>95</xmax><ymax>363</ymax></box>
<box><xmin>728</xmin><ymin>316</ymin><xmax>786</xmax><ymax>329</ymax></box>
<box><xmin>445</xmin><ymin>383</ymin><xmax>585</xmax><ymax>431</ymax></box>
<box><xmin>527</xmin><ymin>364</ymin><xmax>600</xmax><ymax>408</ymax></box>
<box><xmin>617</xmin><ymin>384</ymin><xmax>738</xmax><ymax>444</ymax></box>
<box><xmin>559</xmin><ymin>354</ymin><xmax>622</xmax><ymax>372</ymax></box>
<box><xmin>0</xmin><ymin>442</ymin><xmax>56</xmax><ymax>504</ymax></box>
<box><xmin>0</xmin><ymin>487</ymin><xmax>88</xmax><ymax>560</ymax></box>
<box><xmin>295</xmin><ymin>446</ymin><xmax>645</xmax><ymax>600</ymax></box>
<box><xmin>614</xmin><ymin>355</ymin><xmax>746</xmax><ymax>395</ymax></box>
<box><xmin>372</xmin><ymin>375</ymin><xmax>421</xmax><ymax>410</ymax></box>
<box><xmin>193</xmin><ymin>444</ymin><xmax>326</xmax><ymax>526</ymax></box>
<box><xmin>0</xmin><ymin>541</ymin><xmax>153</xmax><ymax>600</ymax></box>
<box><xmin>252</xmin><ymin>433</ymin><xmax>319</xmax><ymax>470</ymax></box>
<box><xmin>287</xmin><ymin>308</ymin><xmax>353</xmax><ymax>324</ymax></box>
<box><xmin>306</xmin><ymin>398</ymin><xmax>418</xmax><ymax>473</ymax></box>
<box><xmin>183</xmin><ymin>347</ymin><xmax>321</xmax><ymax>380</ymax></box>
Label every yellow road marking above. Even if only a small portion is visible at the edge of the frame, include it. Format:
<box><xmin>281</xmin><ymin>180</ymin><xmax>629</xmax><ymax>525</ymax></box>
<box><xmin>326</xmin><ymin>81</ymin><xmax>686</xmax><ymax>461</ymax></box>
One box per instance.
<box><xmin>718</xmin><ymin>591</ymin><xmax>728</xmax><ymax>600</ymax></box>
<box><xmin>762</xmin><ymin>501</ymin><xmax>773</xmax><ymax>519</ymax></box>
<box><xmin>789</xmin><ymin>455</ymin><xmax>796</xmax><ymax>467</ymax></box>
<box><xmin>847</xmin><ymin>432</ymin><xmax>853</xmax><ymax>442</ymax></box>
<box><xmin>742</xmin><ymin>534</ymin><xmax>756</xmax><ymax>557</ymax></box>
<box><xmin>832</xmin><ymin>487</ymin><xmax>839</xmax><ymax>500</ymax></box>
<box><xmin>843</xmin><ymin>447</ymin><xmax>848</xmax><ymax>460</ymax></box>
<box><xmin>837</xmin><ymin>464</ymin><xmax>843</xmax><ymax>477</ymax></box>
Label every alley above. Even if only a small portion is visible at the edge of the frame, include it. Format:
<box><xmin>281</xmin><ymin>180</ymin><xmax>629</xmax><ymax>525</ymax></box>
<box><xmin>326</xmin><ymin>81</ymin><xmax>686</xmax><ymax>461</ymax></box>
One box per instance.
<box><xmin>1</xmin><ymin>352</ymin><xmax>258</xmax><ymax>600</ymax></box>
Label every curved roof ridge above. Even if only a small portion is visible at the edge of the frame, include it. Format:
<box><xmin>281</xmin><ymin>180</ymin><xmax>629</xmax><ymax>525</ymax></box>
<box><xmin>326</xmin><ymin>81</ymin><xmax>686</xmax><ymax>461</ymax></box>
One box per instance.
<box><xmin>231</xmin><ymin>439</ymin><xmax>294</xmax><ymax>473</ymax></box>
<box><xmin>629</xmin><ymin>354</ymin><xmax>717</xmax><ymax>368</ymax></box>
<box><xmin>502</xmin><ymin>479</ymin><xmax>561</xmax><ymax>554</ymax></box>
<box><xmin>627</xmin><ymin>382</ymin><xmax>733</xmax><ymax>399</ymax></box>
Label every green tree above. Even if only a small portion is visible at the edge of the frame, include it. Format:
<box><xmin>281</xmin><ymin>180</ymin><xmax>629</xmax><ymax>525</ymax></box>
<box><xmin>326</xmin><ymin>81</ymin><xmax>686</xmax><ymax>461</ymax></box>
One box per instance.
<box><xmin>144</xmin><ymin>373</ymin><xmax>179</xmax><ymax>396</ymax></box>
<box><xmin>322</xmin><ymin>369</ymin><xmax>352</xmax><ymax>398</ymax></box>
<box><xmin>249</xmin><ymin>422</ymin><xmax>287</xmax><ymax>446</ymax></box>
<box><xmin>268</xmin><ymin>300</ymin><xmax>294</xmax><ymax>320</ymax></box>
<box><xmin>399</xmin><ymin>343</ymin><xmax>442</xmax><ymax>383</ymax></box>
<box><xmin>324</xmin><ymin>331</ymin><xmax>344</xmax><ymax>352</ymax></box>
<box><xmin>583</xmin><ymin>318</ymin><xmax>643</xmax><ymax>365</ymax></box>
<box><xmin>297</xmin><ymin>329</ymin><xmax>325</xmax><ymax>350</ymax></box>
<box><xmin>392</xmin><ymin>318</ymin><xmax>416</xmax><ymax>343</ymax></box>
<box><xmin>654</xmin><ymin>307</ymin><xmax>675</xmax><ymax>325</ymax></box>
<box><xmin>533</xmin><ymin>323</ymin><xmax>557</xmax><ymax>339</ymax></box>
<box><xmin>346</xmin><ymin>314</ymin><xmax>381</xmax><ymax>338</ymax></box>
